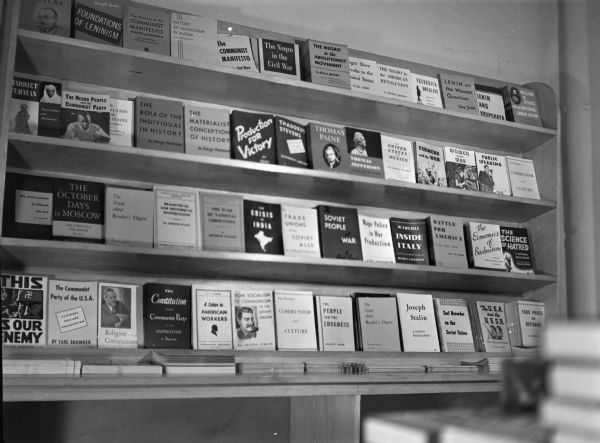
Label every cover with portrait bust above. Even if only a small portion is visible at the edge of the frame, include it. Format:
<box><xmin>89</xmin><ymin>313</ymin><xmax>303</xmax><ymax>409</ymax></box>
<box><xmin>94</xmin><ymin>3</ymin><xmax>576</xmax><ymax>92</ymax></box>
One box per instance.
<box><xmin>232</xmin><ymin>289</ymin><xmax>276</xmax><ymax>351</ymax></box>
<box><xmin>61</xmin><ymin>91</ymin><xmax>111</xmax><ymax>144</ymax></box>
<box><xmin>19</xmin><ymin>0</ymin><xmax>72</xmax><ymax>37</ymax></box>
<box><xmin>306</xmin><ymin>122</ymin><xmax>350</xmax><ymax>173</ymax></box>
<box><xmin>98</xmin><ymin>282</ymin><xmax>141</xmax><ymax>349</ymax></box>
<box><xmin>143</xmin><ymin>283</ymin><xmax>191</xmax><ymax>349</ymax></box>
<box><xmin>191</xmin><ymin>286</ymin><xmax>233</xmax><ymax>350</ymax></box>
<box><xmin>501</xmin><ymin>84</ymin><xmax>542</xmax><ymax>127</ymax></box>
<box><xmin>345</xmin><ymin>127</ymin><xmax>384</xmax><ymax>178</ymax></box>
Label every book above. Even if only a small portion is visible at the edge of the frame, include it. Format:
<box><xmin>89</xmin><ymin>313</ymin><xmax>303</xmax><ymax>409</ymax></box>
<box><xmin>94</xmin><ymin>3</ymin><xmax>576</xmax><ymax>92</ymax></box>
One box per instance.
<box><xmin>123</xmin><ymin>4</ymin><xmax>170</xmax><ymax>55</ymax></box>
<box><xmin>73</xmin><ymin>0</ymin><xmax>123</xmax><ymax>46</ymax></box>
<box><xmin>19</xmin><ymin>0</ymin><xmax>72</xmax><ymax>37</ymax></box>
<box><xmin>81</xmin><ymin>363</ymin><xmax>163</xmax><ymax>376</ymax></box>
<box><xmin>358</xmin><ymin>214</ymin><xmax>395</xmax><ymax>263</ymax></box>
<box><xmin>317</xmin><ymin>205</ymin><xmax>363</xmax><ymax>260</ymax></box>
<box><xmin>170</xmin><ymin>12</ymin><xmax>217</xmax><ymax>64</ymax></box>
<box><xmin>243</xmin><ymin>199</ymin><xmax>283</xmax><ymax>254</ymax></box>
<box><xmin>135</xmin><ymin>96</ymin><xmax>184</xmax><ymax>152</ymax></box>
<box><xmin>1</xmin><ymin>274</ymin><xmax>48</xmax><ymax>347</ymax></box>
<box><xmin>191</xmin><ymin>286</ymin><xmax>233</xmax><ymax>350</ymax></box>
<box><xmin>151</xmin><ymin>351</ymin><xmax>235</xmax><ymax>375</ymax></box>
<box><xmin>273</xmin><ymin>290</ymin><xmax>318</xmax><ymax>351</ymax></box>
<box><xmin>232</xmin><ymin>289</ymin><xmax>276</xmax><ymax>350</ymax></box>
<box><xmin>281</xmin><ymin>205</ymin><xmax>321</xmax><ymax>258</ymax></box>
<box><xmin>395</xmin><ymin>293</ymin><xmax>440</xmax><ymax>352</ymax></box>
<box><xmin>61</xmin><ymin>91</ymin><xmax>111</xmax><ymax>143</ymax></box>
<box><xmin>377</xmin><ymin>64</ymin><xmax>411</xmax><ymax>101</ymax></box>
<box><xmin>10</xmin><ymin>76</ymin><xmax>40</xmax><ymax>135</ymax></box>
<box><xmin>345</xmin><ymin>127</ymin><xmax>384</xmax><ymax>178</ymax></box>
<box><xmin>38</xmin><ymin>80</ymin><xmax>63</xmax><ymax>137</ymax></box>
<box><xmin>47</xmin><ymin>279</ymin><xmax>97</xmax><ymax>347</ymax></box>
<box><xmin>52</xmin><ymin>178</ymin><xmax>105</xmax><ymax>242</ymax></box>
<box><xmin>444</xmin><ymin>146</ymin><xmax>478</xmax><ymax>191</ymax></box>
<box><xmin>541</xmin><ymin>321</ymin><xmax>600</xmax><ymax>362</ymax></box>
<box><xmin>98</xmin><ymin>283</ymin><xmax>140</xmax><ymax>349</ymax></box>
<box><xmin>380</xmin><ymin>135</ymin><xmax>416</xmax><ymax>183</ymax></box>
<box><xmin>109</xmin><ymin>98</ymin><xmax>134</xmax><ymax>147</ymax></box>
<box><xmin>476</xmin><ymin>86</ymin><xmax>506</xmax><ymax>121</ymax></box>
<box><xmin>143</xmin><ymin>283</ymin><xmax>191</xmax><ymax>349</ymax></box>
<box><xmin>464</xmin><ymin>222</ymin><xmax>505</xmax><ymax>270</ymax></box>
<box><xmin>426</xmin><ymin>215</ymin><xmax>468</xmax><ymax>269</ymax></box>
<box><xmin>305</xmin><ymin>122</ymin><xmax>350</xmax><ymax>172</ymax></box>
<box><xmin>230</xmin><ymin>110</ymin><xmax>276</xmax><ymax>163</ymax></box>
<box><xmin>3</xmin><ymin>358</ymin><xmax>81</xmax><ymax>376</ymax></box>
<box><xmin>200</xmin><ymin>193</ymin><xmax>244</xmax><ymax>252</ymax></box>
<box><xmin>184</xmin><ymin>105</ymin><xmax>230</xmax><ymax>158</ymax></box>
<box><xmin>414</xmin><ymin>141</ymin><xmax>447</xmax><ymax>186</ymax></box>
<box><xmin>274</xmin><ymin>117</ymin><xmax>308</xmax><ymax>168</ymax></box>
<box><xmin>475</xmin><ymin>152</ymin><xmax>510</xmax><ymax>195</ymax></box>
<box><xmin>502</xmin><ymin>84</ymin><xmax>542</xmax><ymax>126</ymax></box>
<box><xmin>389</xmin><ymin>217</ymin><xmax>430</xmax><ymax>265</ymax></box>
<box><xmin>104</xmin><ymin>186</ymin><xmax>154</xmax><ymax>248</ymax></box>
<box><xmin>354</xmin><ymin>294</ymin><xmax>401</xmax><ymax>351</ymax></box>
<box><xmin>433</xmin><ymin>298</ymin><xmax>476</xmax><ymax>352</ymax></box>
<box><xmin>154</xmin><ymin>185</ymin><xmax>200</xmax><ymax>250</ymax></box>
<box><xmin>500</xmin><ymin>226</ymin><xmax>535</xmax><ymax>273</ymax></box>
<box><xmin>348</xmin><ymin>57</ymin><xmax>380</xmax><ymax>94</ymax></box>
<box><xmin>217</xmin><ymin>34</ymin><xmax>259</xmax><ymax>72</ymax></box>
<box><xmin>300</xmin><ymin>39</ymin><xmax>351</xmax><ymax>89</ymax></box>
<box><xmin>551</xmin><ymin>429</ymin><xmax>600</xmax><ymax>443</ymax></box>
<box><xmin>540</xmin><ymin>397</ymin><xmax>600</xmax><ymax>438</ymax></box>
<box><xmin>258</xmin><ymin>38</ymin><xmax>301</xmax><ymax>81</ymax></box>
<box><xmin>506</xmin><ymin>156</ymin><xmax>541</xmax><ymax>199</ymax></box>
<box><xmin>547</xmin><ymin>364</ymin><xmax>600</xmax><ymax>402</ymax></box>
<box><xmin>505</xmin><ymin>300</ymin><xmax>545</xmax><ymax>347</ymax></box>
<box><xmin>315</xmin><ymin>295</ymin><xmax>355</xmax><ymax>351</ymax></box>
<box><xmin>411</xmin><ymin>73</ymin><xmax>443</xmax><ymax>108</ymax></box>
<box><xmin>469</xmin><ymin>301</ymin><xmax>511</xmax><ymax>353</ymax></box>
<box><xmin>438</xmin><ymin>72</ymin><xmax>478</xmax><ymax>115</ymax></box>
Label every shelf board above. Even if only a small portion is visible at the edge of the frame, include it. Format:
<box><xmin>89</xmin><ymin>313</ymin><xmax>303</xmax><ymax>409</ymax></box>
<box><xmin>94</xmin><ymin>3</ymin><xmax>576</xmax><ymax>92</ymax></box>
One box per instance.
<box><xmin>16</xmin><ymin>30</ymin><xmax>556</xmax><ymax>152</ymax></box>
<box><xmin>7</xmin><ymin>134</ymin><xmax>556</xmax><ymax>222</ymax></box>
<box><xmin>0</xmin><ymin>238</ymin><xmax>555</xmax><ymax>293</ymax></box>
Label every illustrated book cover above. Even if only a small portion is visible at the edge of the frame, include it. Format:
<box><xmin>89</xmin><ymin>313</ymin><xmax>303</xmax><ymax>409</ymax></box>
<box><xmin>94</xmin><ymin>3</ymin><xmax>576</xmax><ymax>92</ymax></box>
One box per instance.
<box><xmin>232</xmin><ymin>289</ymin><xmax>276</xmax><ymax>350</ymax></box>
<box><xmin>191</xmin><ymin>286</ymin><xmax>233</xmax><ymax>350</ymax></box>
<box><xmin>243</xmin><ymin>199</ymin><xmax>283</xmax><ymax>255</ymax></box>
<box><xmin>97</xmin><ymin>283</ymin><xmax>140</xmax><ymax>349</ymax></box>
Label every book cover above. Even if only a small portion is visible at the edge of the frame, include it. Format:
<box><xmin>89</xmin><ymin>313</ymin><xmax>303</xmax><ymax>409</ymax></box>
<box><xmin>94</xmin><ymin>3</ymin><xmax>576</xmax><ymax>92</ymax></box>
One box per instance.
<box><xmin>274</xmin><ymin>117</ymin><xmax>308</xmax><ymax>168</ymax></box>
<box><xmin>52</xmin><ymin>178</ymin><xmax>104</xmax><ymax>242</ymax></box>
<box><xmin>105</xmin><ymin>186</ymin><xmax>154</xmax><ymax>248</ymax></box>
<box><xmin>315</xmin><ymin>295</ymin><xmax>355</xmax><ymax>351</ymax></box>
<box><xmin>243</xmin><ymin>199</ymin><xmax>283</xmax><ymax>254</ymax></box>
<box><xmin>19</xmin><ymin>0</ymin><xmax>72</xmax><ymax>37</ymax></box>
<box><xmin>502</xmin><ymin>84</ymin><xmax>542</xmax><ymax>126</ymax></box>
<box><xmin>500</xmin><ymin>226</ymin><xmax>535</xmax><ymax>274</ymax></box>
<box><xmin>390</xmin><ymin>217</ymin><xmax>430</xmax><ymax>265</ymax></box>
<box><xmin>426</xmin><ymin>215</ymin><xmax>468</xmax><ymax>269</ymax></box>
<box><xmin>438</xmin><ymin>72</ymin><xmax>478</xmax><ymax>115</ymax></box>
<box><xmin>433</xmin><ymin>298</ymin><xmax>476</xmax><ymax>352</ymax></box>
<box><xmin>47</xmin><ymin>279</ymin><xmax>97</xmax><ymax>347</ymax></box>
<box><xmin>470</xmin><ymin>301</ymin><xmax>511</xmax><ymax>353</ymax></box>
<box><xmin>200</xmin><ymin>193</ymin><xmax>244</xmax><ymax>252</ymax></box>
<box><xmin>274</xmin><ymin>290</ymin><xmax>318</xmax><ymax>351</ymax></box>
<box><xmin>98</xmin><ymin>283</ymin><xmax>140</xmax><ymax>348</ymax></box>
<box><xmin>541</xmin><ymin>321</ymin><xmax>600</xmax><ymax>362</ymax></box>
<box><xmin>354</xmin><ymin>295</ymin><xmax>401</xmax><ymax>351</ymax></box>
<box><xmin>509</xmin><ymin>300</ymin><xmax>545</xmax><ymax>347</ymax></box>
<box><xmin>232</xmin><ymin>289</ymin><xmax>276</xmax><ymax>350</ymax></box>
<box><xmin>1</xmin><ymin>274</ymin><xmax>48</xmax><ymax>347</ymax></box>
<box><xmin>61</xmin><ymin>91</ymin><xmax>111</xmax><ymax>143</ymax></box>
<box><xmin>258</xmin><ymin>38</ymin><xmax>301</xmax><ymax>80</ymax></box>
<box><xmin>10</xmin><ymin>76</ymin><xmax>40</xmax><ymax>135</ymax></box>
<box><xmin>109</xmin><ymin>98</ymin><xmax>134</xmax><ymax>147</ymax></box>
<box><xmin>171</xmin><ymin>12</ymin><xmax>217</xmax><ymax>64</ymax></box>
<box><xmin>377</xmin><ymin>64</ymin><xmax>411</xmax><ymax>101</ymax></box>
<box><xmin>411</xmin><ymin>73</ymin><xmax>443</xmax><ymax>108</ymax></box>
<box><xmin>184</xmin><ymin>105</ymin><xmax>230</xmax><ymax>158</ymax></box>
<box><xmin>305</xmin><ymin>122</ymin><xmax>350</xmax><ymax>172</ymax></box>
<box><xmin>281</xmin><ymin>205</ymin><xmax>321</xmax><ymax>258</ymax></box>
<box><xmin>123</xmin><ymin>4</ymin><xmax>170</xmax><ymax>55</ymax></box>
<box><xmin>300</xmin><ymin>39</ymin><xmax>351</xmax><ymax>89</ymax></box>
<box><xmin>230</xmin><ymin>110</ymin><xmax>276</xmax><ymax>163</ymax></box>
<box><xmin>143</xmin><ymin>283</ymin><xmax>191</xmax><ymax>349</ymax></box>
<box><xmin>415</xmin><ymin>141</ymin><xmax>447</xmax><ymax>186</ymax></box>
<box><xmin>191</xmin><ymin>286</ymin><xmax>233</xmax><ymax>350</ymax></box>
<box><xmin>38</xmin><ymin>81</ymin><xmax>62</xmax><ymax>138</ymax></box>
<box><xmin>345</xmin><ymin>127</ymin><xmax>384</xmax><ymax>178</ymax></box>
<box><xmin>135</xmin><ymin>96</ymin><xmax>184</xmax><ymax>152</ymax></box>
<box><xmin>395</xmin><ymin>292</ymin><xmax>440</xmax><ymax>352</ymax></box>
<box><xmin>380</xmin><ymin>135</ymin><xmax>416</xmax><ymax>182</ymax></box>
<box><xmin>217</xmin><ymin>34</ymin><xmax>259</xmax><ymax>72</ymax></box>
<box><xmin>475</xmin><ymin>152</ymin><xmax>510</xmax><ymax>195</ymax></box>
<box><xmin>154</xmin><ymin>185</ymin><xmax>199</xmax><ymax>250</ymax></box>
<box><xmin>506</xmin><ymin>156</ymin><xmax>541</xmax><ymax>199</ymax></box>
<box><xmin>317</xmin><ymin>205</ymin><xmax>363</xmax><ymax>260</ymax></box>
<box><xmin>465</xmin><ymin>222</ymin><xmax>505</xmax><ymax>270</ymax></box>
<box><xmin>73</xmin><ymin>0</ymin><xmax>123</xmax><ymax>46</ymax></box>
<box><xmin>476</xmin><ymin>86</ymin><xmax>506</xmax><ymax>121</ymax></box>
<box><xmin>348</xmin><ymin>57</ymin><xmax>380</xmax><ymax>94</ymax></box>
<box><xmin>358</xmin><ymin>214</ymin><xmax>395</xmax><ymax>263</ymax></box>
<box><xmin>444</xmin><ymin>146</ymin><xmax>478</xmax><ymax>191</ymax></box>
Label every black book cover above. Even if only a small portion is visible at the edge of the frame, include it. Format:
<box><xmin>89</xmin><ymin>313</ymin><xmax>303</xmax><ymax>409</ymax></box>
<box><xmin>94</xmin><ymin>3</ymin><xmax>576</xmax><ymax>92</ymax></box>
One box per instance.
<box><xmin>274</xmin><ymin>116</ymin><xmax>308</xmax><ymax>168</ymax></box>
<box><xmin>231</xmin><ymin>110</ymin><xmax>275</xmax><ymax>163</ymax></box>
<box><xmin>243</xmin><ymin>199</ymin><xmax>283</xmax><ymax>254</ymax></box>
<box><xmin>344</xmin><ymin>127</ymin><xmax>384</xmax><ymax>178</ymax></box>
<box><xmin>500</xmin><ymin>226</ymin><xmax>535</xmax><ymax>274</ymax></box>
<box><xmin>38</xmin><ymin>81</ymin><xmax>62</xmax><ymax>138</ymax></box>
<box><xmin>317</xmin><ymin>205</ymin><xmax>362</xmax><ymax>260</ymax></box>
<box><xmin>390</xmin><ymin>217</ymin><xmax>430</xmax><ymax>265</ymax></box>
<box><xmin>143</xmin><ymin>283</ymin><xmax>191</xmax><ymax>349</ymax></box>
<box><xmin>73</xmin><ymin>0</ymin><xmax>124</xmax><ymax>47</ymax></box>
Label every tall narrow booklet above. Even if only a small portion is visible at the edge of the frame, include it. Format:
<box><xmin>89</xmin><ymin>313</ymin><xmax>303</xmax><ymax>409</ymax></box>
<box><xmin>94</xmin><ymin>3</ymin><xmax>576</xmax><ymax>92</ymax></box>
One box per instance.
<box><xmin>354</xmin><ymin>294</ymin><xmax>401</xmax><ymax>351</ymax></box>
<box><xmin>200</xmin><ymin>193</ymin><xmax>244</xmax><ymax>252</ymax></box>
<box><xmin>230</xmin><ymin>110</ymin><xmax>275</xmax><ymax>163</ymax></box>
<box><xmin>380</xmin><ymin>135</ymin><xmax>416</xmax><ymax>183</ymax></box>
<box><xmin>38</xmin><ymin>80</ymin><xmax>63</xmax><ymax>138</ymax></box>
<box><xmin>19</xmin><ymin>0</ymin><xmax>72</xmax><ymax>37</ymax></box>
<box><xmin>143</xmin><ymin>283</ymin><xmax>191</xmax><ymax>349</ymax></box>
<box><xmin>135</xmin><ymin>97</ymin><xmax>184</xmax><ymax>152</ymax></box>
<box><xmin>500</xmin><ymin>226</ymin><xmax>535</xmax><ymax>274</ymax></box>
<box><xmin>105</xmin><ymin>186</ymin><xmax>154</xmax><ymax>248</ymax></box>
<box><xmin>358</xmin><ymin>214</ymin><xmax>395</xmax><ymax>263</ymax></box>
<box><xmin>274</xmin><ymin>117</ymin><xmax>308</xmax><ymax>168</ymax></box>
<box><xmin>505</xmin><ymin>300</ymin><xmax>545</xmax><ymax>347</ymax></box>
<box><xmin>274</xmin><ymin>290</ymin><xmax>318</xmax><ymax>351</ymax></box>
<box><xmin>243</xmin><ymin>199</ymin><xmax>283</xmax><ymax>255</ymax></box>
<box><xmin>300</xmin><ymin>39</ymin><xmax>351</xmax><ymax>89</ymax></box>
<box><xmin>47</xmin><ymin>279</ymin><xmax>97</xmax><ymax>347</ymax></box>
<box><xmin>395</xmin><ymin>293</ymin><xmax>440</xmax><ymax>352</ymax></box>
<box><xmin>426</xmin><ymin>215</ymin><xmax>468</xmax><ymax>269</ymax></box>
<box><xmin>217</xmin><ymin>34</ymin><xmax>259</xmax><ymax>72</ymax></box>
<box><xmin>281</xmin><ymin>205</ymin><xmax>321</xmax><ymax>258</ymax></box>
<box><xmin>98</xmin><ymin>283</ymin><xmax>140</xmax><ymax>349</ymax></box>
<box><xmin>109</xmin><ymin>98</ymin><xmax>134</xmax><ymax>147</ymax></box>
<box><xmin>258</xmin><ymin>38</ymin><xmax>301</xmax><ymax>81</ymax></box>
<box><xmin>184</xmin><ymin>105</ymin><xmax>230</xmax><ymax>158</ymax></box>
<box><xmin>390</xmin><ymin>217</ymin><xmax>430</xmax><ymax>265</ymax></box>
<box><xmin>232</xmin><ymin>289</ymin><xmax>276</xmax><ymax>350</ymax></box>
<box><xmin>348</xmin><ymin>57</ymin><xmax>380</xmax><ymax>94</ymax></box>
<box><xmin>61</xmin><ymin>91</ymin><xmax>110</xmax><ymax>143</ymax></box>
<box><xmin>377</xmin><ymin>64</ymin><xmax>411</xmax><ymax>101</ymax></box>
<box><xmin>1</xmin><ymin>274</ymin><xmax>48</xmax><ymax>347</ymax></box>
<box><xmin>502</xmin><ymin>84</ymin><xmax>542</xmax><ymax>126</ymax></box>
<box><xmin>469</xmin><ymin>301</ymin><xmax>511</xmax><ymax>353</ymax></box>
<box><xmin>123</xmin><ymin>4</ymin><xmax>170</xmax><ymax>55</ymax></box>
<box><xmin>345</xmin><ymin>127</ymin><xmax>384</xmax><ymax>178</ymax></box>
<box><xmin>476</xmin><ymin>86</ymin><xmax>506</xmax><ymax>121</ymax></box>
<box><xmin>438</xmin><ymin>72</ymin><xmax>478</xmax><ymax>115</ymax></box>
<box><xmin>411</xmin><ymin>73</ymin><xmax>443</xmax><ymax>108</ymax></box>
<box><xmin>315</xmin><ymin>295</ymin><xmax>355</xmax><ymax>351</ymax></box>
<box><xmin>171</xmin><ymin>12</ymin><xmax>217</xmax><ymax>64</ymax></box>
<box><xmin>475</xmin><ymin>152</ymin><xmax>510</xmax><ymax>195</ymax></box>
<box><xmin>154</xmin><ymin>185</ymin><xmax>200</xmax><ymax>250</ymax></box>
<box><xmin>415</xmin><ymin>141</ymin><xmax>447</xmax><ymax>186</ymax></box>
<box><xmin>433</xmin><ymin>298</ymin><xmax>476</xmax><ymax>352</ymax></box>
<box><xmin>317</xmin><ymin>205</ymin><xmax>363</xmax><ymax>260</ymax></box>
<box><xmin>306</xmin><ymin>122</ymin><xmax>350</xmax><ymax>172</ymax></box>
<box><xmin>506</xmin><ymin>156</ymin><xmax>541</xmax><ymax>199</ymax></box>
<box><xmin>10</xmin><ymin>76</ymin><xmax>40</xmax><ymax>135</ymax></box>
<box><xmin>191</xmin><ymin>286</ymin><xmax>233</xmax><ymax>350</ymax></box>
<box><xmin>444</xmin><ymin>146</ymin><xmax>478</xmax><ymax>191</ymax></box>
<box><xmin>465</xmin><ymin>222</ymin><xmax>505</xmax><ymax>270</ymax></box>
<box><xmin>72</xmin><ymin>0</ymin><xmax>123</xmax><ymax>46</ymax></box>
